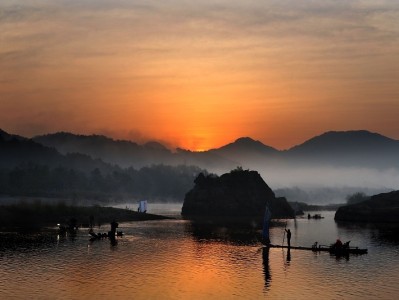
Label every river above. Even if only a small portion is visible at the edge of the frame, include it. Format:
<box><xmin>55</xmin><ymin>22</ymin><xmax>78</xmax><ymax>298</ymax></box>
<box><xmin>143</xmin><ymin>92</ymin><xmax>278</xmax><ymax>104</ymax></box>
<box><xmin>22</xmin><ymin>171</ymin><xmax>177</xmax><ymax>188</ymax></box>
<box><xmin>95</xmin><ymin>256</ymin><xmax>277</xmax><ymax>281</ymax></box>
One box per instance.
<box><xmin>1</xmin><ymin>205</ymin><xmax>398</xmax><ymax>299</ymax></box>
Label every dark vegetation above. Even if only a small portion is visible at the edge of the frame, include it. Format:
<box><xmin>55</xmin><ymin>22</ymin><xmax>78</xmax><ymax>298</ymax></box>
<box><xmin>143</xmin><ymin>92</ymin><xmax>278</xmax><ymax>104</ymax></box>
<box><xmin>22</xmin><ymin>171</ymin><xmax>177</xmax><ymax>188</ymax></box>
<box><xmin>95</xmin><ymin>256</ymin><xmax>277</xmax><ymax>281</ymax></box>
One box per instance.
<box><xmin>182</xmin><ymin>168</ymin><xmax>294</xmax><ymax>225</ymax></box>
<box><xmin>0</xmin><ymin>129</ymin><xmax>205</xmax><ymax>202</ymax></box>
<box><xmin>346</xmin><ymin>192</ymin><xmax>370</xmax><ymax>205</ymax></box>
<box><xmin>0</xmin><ymin>163</ymin><xmax>204</xmax><ymax>202</ymax></box>
<box><xmin>0</xmin><ymin>201</ymin><xmax>171</xmax><ymax>228</ymax></box>
<box><xmin>335</xmin><ymin>190</ymin><xmax>399</xmax><ymax>223</ymax></box>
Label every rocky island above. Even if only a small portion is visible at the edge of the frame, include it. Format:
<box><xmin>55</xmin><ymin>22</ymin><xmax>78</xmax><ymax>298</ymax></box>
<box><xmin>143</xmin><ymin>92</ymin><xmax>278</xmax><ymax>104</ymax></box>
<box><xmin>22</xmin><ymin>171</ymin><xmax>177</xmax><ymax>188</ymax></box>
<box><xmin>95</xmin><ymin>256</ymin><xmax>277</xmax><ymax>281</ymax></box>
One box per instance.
<box><xmin>335</xmin><ymin>190</ymin><xmax>399</xmax><ymax>223</ymax></box>
<box><xmin>181</xmin><ymin>168</ymin><xmax>294</xmax><ymax>225</ymax></box>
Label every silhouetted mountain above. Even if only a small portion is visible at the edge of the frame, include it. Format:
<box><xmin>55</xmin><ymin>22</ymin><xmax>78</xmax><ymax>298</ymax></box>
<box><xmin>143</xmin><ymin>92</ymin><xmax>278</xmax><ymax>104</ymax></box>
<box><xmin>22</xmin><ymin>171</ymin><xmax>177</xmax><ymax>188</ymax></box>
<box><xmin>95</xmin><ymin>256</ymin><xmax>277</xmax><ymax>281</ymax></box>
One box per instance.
<box><xmin>34</xmin><ymin>132</ymin><xmax>236</xmax><ymax>170</ymax></box>
<box><xmin>33</xmin><ymin>132</ymin><xmax>175</xmax><ymax>168</ymax></box>
<box><xmin>209</xmin><ymin>137</ymin><xmax>279</xmax><ymax>161</ymax></box>
<box><xmin>2</xmin><ymin>128</ymin><xmax>399</xmax><ymax>202</ymax></box>
<box><xmin>285</xmin><ymin>130</ymin><xmax>399</xmax><ymax>168</ymax></box>
<box><xmin>289</xmin><ymin>130</ymin><xmax>398</xmax><ymax>154</ymax></box>
<box><xmin>0</xmin><ymin>130</ymin><xmax>115</xmax><ymax>173</ymax></box>
<box><xmin>208</xmin><ymin>137</ymin><xmax>279</xmax><ymax>167</ymax></box>
<box><xmin>0</xmin><ymin>129</ymin><xmax>205</xmax><ymax>201</ymax></box>
<box><xmin>31</xmin><ymin>130</ymin><xmax>399</xmax><ymax>171</ymax></box>
<box><xmin>213</xmin><ymin>137</ymin><xmax>278</xmax><ymax>154</ymax></box>
<box><xmin>0</xmin><ymin>129</ymin><xmax>27</xmax><ymax>142</ymax></box>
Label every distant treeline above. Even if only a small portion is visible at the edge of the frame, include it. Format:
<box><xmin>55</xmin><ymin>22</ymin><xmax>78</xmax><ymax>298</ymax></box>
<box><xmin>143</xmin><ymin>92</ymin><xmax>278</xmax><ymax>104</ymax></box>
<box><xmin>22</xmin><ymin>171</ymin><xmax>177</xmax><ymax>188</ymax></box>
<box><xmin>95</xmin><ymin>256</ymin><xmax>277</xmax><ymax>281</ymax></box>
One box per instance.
<box><xmin>0</xmin><ymin>163</ymin><xmax>205</xmax><ymax>202</ymax></box>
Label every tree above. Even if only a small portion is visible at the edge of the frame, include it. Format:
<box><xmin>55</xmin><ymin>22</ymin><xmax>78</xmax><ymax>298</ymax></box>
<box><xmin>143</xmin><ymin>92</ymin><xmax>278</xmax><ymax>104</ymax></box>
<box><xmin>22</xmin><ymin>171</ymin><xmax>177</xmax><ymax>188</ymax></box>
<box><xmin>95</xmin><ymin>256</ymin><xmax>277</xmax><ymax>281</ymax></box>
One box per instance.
<box><xmin>346</xmin><ymin>192</ymin><xmax>370</xmax><ymax>205</ymax></box>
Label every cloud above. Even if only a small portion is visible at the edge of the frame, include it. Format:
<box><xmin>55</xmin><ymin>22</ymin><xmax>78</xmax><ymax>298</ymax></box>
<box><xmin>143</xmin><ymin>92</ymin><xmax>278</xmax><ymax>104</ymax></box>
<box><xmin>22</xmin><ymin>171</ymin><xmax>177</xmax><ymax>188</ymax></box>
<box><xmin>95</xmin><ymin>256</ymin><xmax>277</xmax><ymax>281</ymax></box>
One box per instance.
<box><xmin>1</xmin><ymin>1</ymin><xmax>398</xmax><ymax>149</ymax></box>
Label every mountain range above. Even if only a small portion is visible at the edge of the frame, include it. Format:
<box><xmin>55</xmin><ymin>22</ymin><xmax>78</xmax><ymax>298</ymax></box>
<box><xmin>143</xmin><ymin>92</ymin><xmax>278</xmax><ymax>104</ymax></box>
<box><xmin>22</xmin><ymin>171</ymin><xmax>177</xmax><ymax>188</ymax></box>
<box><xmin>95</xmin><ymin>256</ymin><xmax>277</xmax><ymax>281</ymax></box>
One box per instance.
<box><xmin>28</xmin><ymin>130</ymin><xmax>399</xmax><ymax>171</ymax></box>
<box><xmin>2</xmin><ymin>128</ymin><xmax>398</xmax><ymax>202</ymax></box>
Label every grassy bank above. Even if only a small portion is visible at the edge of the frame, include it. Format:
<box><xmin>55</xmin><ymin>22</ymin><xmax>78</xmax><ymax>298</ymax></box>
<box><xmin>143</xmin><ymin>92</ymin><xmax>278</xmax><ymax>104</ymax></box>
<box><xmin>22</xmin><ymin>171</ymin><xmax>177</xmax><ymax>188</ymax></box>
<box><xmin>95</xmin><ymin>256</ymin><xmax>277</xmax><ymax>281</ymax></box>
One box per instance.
<box><xmin>0</xmin><ymin>202</ymin><xmax>172</xmax><ymax>228</ymax></box>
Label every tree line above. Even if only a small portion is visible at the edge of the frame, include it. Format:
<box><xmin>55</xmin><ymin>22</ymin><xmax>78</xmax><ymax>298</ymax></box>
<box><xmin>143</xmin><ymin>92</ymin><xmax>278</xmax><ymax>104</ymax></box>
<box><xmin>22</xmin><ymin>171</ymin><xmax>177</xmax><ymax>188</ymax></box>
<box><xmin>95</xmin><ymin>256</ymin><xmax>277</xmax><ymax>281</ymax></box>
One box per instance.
<box><xmin>0</xmin><ymin>163</ymin><xmax>205</xmax><ymax>202</ymax></box>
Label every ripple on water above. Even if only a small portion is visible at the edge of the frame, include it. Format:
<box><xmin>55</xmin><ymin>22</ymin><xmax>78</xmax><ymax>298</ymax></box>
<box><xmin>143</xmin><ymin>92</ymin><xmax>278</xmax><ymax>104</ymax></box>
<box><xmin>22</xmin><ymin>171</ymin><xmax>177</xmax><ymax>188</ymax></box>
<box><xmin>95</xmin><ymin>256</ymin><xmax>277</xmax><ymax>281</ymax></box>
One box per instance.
<box><xmin>1</xmin><ymin>214</ymin><xmax>399</xmax><ymax>299</ymax></box>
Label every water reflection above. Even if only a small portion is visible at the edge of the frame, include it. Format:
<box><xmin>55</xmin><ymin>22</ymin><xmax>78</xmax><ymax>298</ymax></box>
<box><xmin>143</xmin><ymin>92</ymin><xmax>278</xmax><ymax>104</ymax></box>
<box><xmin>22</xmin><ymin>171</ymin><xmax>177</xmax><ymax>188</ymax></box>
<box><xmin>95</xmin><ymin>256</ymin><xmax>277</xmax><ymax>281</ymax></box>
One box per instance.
<box><xmin>336</xmin><ymin>220</ymin><xmax>399</xmax><ymax>245</ymax></box>
<box><xmin>0</xmin><ymin>230</ymin><xmax>58</xmax><ymax>252</ymax></box>
<box><xmin>1</xmin><ymin>211</ymin><xmax>399</xmax><ymax>299</ymax></box>
<box><xmin>186</xmin><ymin>220</ymin><xmax>261</xmax><ymax>246</ymax></box>
<box><xmin>262</xmin><ymin>247</ymin><xmax>271</xmax><ymax>289</ymax></box>
<box><xmin>286</xmin><ymin>248</ymin><xmax>291</xmax><ymax>263</ymax></box>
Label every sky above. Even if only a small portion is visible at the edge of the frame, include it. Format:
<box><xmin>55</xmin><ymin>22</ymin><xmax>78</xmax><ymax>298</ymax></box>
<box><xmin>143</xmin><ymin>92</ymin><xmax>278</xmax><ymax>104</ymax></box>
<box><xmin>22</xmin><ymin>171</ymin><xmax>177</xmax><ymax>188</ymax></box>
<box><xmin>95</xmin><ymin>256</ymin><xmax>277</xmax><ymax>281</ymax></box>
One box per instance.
<box><xmin>1</xmin><ymin>0</ymin><xmax>399</xmax><ymax>151</ymax></box>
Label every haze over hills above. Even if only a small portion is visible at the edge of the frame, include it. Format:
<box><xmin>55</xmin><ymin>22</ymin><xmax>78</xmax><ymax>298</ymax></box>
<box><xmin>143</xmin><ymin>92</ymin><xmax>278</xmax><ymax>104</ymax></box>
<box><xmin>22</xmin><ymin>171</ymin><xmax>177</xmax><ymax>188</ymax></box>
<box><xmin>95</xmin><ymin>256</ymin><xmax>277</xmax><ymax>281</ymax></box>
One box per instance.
<box><xmin>1</xmin><ymin>128</ymin><xmax>398</xmax><ymax>203</ymax></box>
<box><xmin>0</xmin><ymin>129</ymin><xmax>114</xmax><ymax>173</ymax></box>
<box><xmin>33</xmin><ymin>132</ymin><xmax>173</xmax><ymax>168</ymax></box>
<box><xmin>33</xmin><ymin>130</ymin><xmax>399</xmax><ymax>171</ymax></box>
<box><xmin>0</xmin><ymin>129</ymin><xmax>204</xmax><ymax>202</ymax></box>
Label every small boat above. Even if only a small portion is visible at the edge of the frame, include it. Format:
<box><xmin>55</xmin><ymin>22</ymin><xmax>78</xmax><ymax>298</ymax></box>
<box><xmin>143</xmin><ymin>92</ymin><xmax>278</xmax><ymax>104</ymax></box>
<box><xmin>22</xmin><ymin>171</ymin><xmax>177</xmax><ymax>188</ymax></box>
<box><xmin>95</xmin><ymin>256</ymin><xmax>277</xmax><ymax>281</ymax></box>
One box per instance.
<box><xmin>308</xmin><ymin>213</ymin><xmax>324</xmax><ymax>219</ymax></box>
<box><xmin>266</xmin><ymin>242</ymin><xmax>367</xmax><ymax>255</ymax></box>
<box><xmin>312</xmin><ymin>241</ymin><xmax>368</xmax><ymax>255</ymax></box>
<box><xmin>327</xmin><ymin>246</ymin><xmax>368</xmax><ymax>255</ymax></box>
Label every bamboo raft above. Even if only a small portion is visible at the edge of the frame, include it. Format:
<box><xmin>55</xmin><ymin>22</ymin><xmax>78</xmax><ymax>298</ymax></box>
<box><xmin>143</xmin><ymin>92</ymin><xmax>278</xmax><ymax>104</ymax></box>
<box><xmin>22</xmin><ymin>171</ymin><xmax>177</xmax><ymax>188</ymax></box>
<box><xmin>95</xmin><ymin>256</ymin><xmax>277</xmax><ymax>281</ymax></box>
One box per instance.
<box><xmin>266</xmin><ymin>244</ymin><xmax>368</xmax><ymax>255</ymax></box>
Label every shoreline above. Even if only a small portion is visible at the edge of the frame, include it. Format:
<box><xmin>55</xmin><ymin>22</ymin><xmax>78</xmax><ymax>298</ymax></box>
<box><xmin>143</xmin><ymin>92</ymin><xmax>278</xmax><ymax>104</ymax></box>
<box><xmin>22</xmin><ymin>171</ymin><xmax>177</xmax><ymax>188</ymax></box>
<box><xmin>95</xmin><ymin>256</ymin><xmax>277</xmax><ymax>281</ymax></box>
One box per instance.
<box><xmin>0</xmin><ymin>203</ymin><xmax>174</xmax><ymax>229</ymax></box>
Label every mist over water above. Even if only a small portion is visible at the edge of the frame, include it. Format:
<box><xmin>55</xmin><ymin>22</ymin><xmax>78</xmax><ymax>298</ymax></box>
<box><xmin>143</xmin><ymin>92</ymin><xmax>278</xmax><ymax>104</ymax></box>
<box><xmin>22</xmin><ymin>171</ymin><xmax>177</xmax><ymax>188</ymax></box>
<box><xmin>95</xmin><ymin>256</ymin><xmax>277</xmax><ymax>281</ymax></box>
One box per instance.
<box><xmin>263</xmin><ymin>166</ymin><xmax>397</xmax><ymax>203</ymax></box>
<box><xmin>261</xmin><ymin>166</ymin><xmax>399</xmax><ymax>189</ymax></box>
<box><xmin>206</xmin><ymin>164</ymin><xmax>398</xmax><ymax>204</ymax></box>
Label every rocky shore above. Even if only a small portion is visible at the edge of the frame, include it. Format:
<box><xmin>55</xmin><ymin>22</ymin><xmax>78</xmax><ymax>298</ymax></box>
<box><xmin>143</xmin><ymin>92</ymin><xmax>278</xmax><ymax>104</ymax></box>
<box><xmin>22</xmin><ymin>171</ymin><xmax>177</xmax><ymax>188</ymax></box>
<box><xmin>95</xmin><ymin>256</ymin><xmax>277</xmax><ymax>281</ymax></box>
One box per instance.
<box><xmin>335</xmin><ymin>190</ymin><xmax>399</xmax><ymax>223</ymax></box>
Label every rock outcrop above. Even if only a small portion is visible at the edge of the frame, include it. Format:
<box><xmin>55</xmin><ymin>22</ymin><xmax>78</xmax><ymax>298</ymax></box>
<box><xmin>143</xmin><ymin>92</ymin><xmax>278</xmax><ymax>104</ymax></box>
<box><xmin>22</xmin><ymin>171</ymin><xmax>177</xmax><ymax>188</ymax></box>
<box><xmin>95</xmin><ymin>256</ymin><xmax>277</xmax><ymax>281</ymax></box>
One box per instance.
<box><xmin>181</xmin><ymin>169</ymin><xmax>294</xmax><ymax>223</ymax></box>
<box><xmin>335</xmin><ymin>190</ymin><xmax>399</xmax><ymax>223</ymax></box>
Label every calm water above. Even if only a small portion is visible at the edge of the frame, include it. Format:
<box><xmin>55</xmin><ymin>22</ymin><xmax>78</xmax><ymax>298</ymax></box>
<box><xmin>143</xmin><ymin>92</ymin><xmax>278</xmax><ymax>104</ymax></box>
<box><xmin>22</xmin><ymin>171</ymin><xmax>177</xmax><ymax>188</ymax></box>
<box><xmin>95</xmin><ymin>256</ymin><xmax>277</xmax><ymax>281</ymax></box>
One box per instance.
<box><xmin>1</xmin><ymin>206</ymin><xmax>399</xmax><ymax>300</ymax></box>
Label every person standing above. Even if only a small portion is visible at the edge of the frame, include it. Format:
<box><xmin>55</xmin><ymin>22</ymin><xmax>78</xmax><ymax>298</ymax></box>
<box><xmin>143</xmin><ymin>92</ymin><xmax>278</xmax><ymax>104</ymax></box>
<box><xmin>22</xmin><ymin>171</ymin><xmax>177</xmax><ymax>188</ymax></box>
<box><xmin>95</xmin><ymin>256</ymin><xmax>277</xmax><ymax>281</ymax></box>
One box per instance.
<box><xmin>285</xmin><ymin>229</ymin><xmax>292</xmax><ymax>248</ymax></box>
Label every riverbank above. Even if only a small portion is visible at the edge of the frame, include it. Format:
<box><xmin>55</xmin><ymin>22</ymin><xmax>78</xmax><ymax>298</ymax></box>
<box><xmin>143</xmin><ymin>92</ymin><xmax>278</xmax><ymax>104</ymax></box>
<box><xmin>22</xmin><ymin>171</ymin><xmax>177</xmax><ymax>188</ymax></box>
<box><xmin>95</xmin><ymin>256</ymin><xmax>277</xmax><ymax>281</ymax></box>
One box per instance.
<box><xmin>0</xmin><ymin>202</ymin><xmax>173</xmax><ymax>228</ymax></box>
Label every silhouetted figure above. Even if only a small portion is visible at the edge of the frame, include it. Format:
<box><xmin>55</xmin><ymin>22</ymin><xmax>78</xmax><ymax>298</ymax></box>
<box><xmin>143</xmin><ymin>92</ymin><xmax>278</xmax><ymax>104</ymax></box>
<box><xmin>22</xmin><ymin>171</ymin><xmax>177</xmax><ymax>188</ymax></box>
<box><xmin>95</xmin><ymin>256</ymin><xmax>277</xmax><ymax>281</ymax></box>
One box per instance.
<box><xmin>334</xmin><ymin>239</ymin><xmax>343</xmax><ymax>249</ymax></box>
<box><xmin>107</xmin><ymin>220</ymin><xmax>118</xmax><ymax>241</ymax></box>
<box><xmin>308</xmin><ymin>213</ymin><xmax>311</xmax><ymax>219</ymax></box>
<box><xmin>331</xmin><ymin>239</ymin><xmax>345</xmax><ymax>257</ymax></box>
<box><xmin>285</xmin><ymin>229</ymin><xmax>291</xmax><ymax>248</ymax></box>
<box><xmin>110</xmin><ymin>220</ymin><xmax>118</xmax><ymax>234</ymax></box>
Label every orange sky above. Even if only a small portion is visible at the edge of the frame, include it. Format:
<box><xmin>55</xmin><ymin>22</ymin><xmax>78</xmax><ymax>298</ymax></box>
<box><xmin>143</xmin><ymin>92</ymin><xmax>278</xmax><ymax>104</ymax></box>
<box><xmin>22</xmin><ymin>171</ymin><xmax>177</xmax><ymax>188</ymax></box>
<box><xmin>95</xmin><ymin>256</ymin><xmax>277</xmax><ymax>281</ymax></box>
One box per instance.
<box><xmin>1</xmin><ymin>1</ymin><xmax>399</xmax><ymax>150</ymax></box>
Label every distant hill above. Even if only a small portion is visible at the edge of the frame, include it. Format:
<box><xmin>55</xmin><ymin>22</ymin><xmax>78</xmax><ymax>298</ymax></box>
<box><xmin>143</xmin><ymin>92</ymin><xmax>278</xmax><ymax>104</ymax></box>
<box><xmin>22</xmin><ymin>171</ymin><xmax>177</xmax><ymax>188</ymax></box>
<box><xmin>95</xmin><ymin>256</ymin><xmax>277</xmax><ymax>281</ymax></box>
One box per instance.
<box><xmin>33</xmin><ymin>132</ymin><xmax>173</xmax><ymax>168</ymax></box>
<box><xmin>0</xmin><ymin>130</ymin><xmax>113</xmax><ymax>172</ymax></box>
<box><xmin>0</xmin><ymin>129</ymin><xmax>205</xmax><ymax>201</ymax></box>
<box><xmin>208</xmin><ymin>137</ymin><xmax>279</xmax><ymax>167</ymax></box>
<box><xmin>212</xmin><ymin>137</ymin><xmax>278</xmax><ymax>154</ymax></box>
<box><xmin>286</xmin><ymin>130</ymin><xmax>399</xmax><ymax>168</ymax></box>
<box><xmin>28</xmin><ymin>129</ymin><xmax>399</xmax><ymax>171</ymax></box>
<box><xmin>2</xmin><ymin>128</ymin><xmax>398</xmax><ymax>202</ymax></box>
<box><xmin>0</xmin><ymin>129</ymin><xmax>27</xmax><ymax>142</ymax></box>
<box><xmin>34</xmin><ymin>132</ymin><xmax>236</xmax><ymax>170</ymax></box>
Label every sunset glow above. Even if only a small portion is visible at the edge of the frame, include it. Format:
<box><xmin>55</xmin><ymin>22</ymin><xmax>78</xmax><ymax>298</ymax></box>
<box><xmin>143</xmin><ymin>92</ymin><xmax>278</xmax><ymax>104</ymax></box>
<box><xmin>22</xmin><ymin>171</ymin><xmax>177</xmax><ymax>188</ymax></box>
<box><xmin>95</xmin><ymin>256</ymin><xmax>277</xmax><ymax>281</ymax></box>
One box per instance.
<box><xmin>1</xmin><ymin>1</ymin><xmax>399</xmax><ymax>150</ymax></box>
